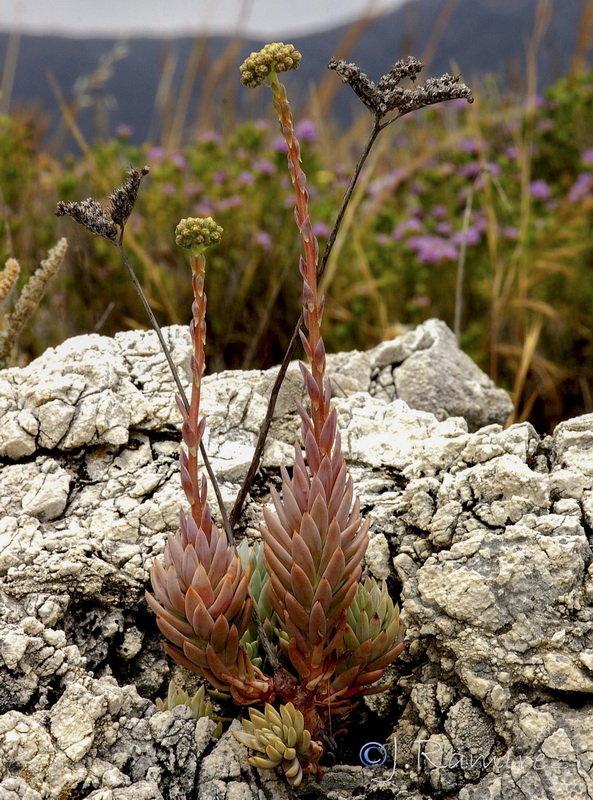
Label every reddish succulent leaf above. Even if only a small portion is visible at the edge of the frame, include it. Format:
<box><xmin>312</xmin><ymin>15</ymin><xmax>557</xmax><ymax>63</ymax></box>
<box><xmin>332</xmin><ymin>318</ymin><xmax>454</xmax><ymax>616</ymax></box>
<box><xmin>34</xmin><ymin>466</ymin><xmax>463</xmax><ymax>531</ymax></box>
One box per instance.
<box><xmin>262</xmin><ymin>541</ymin><xmax>293</xmax><ymax>590</ymax></box>
<box><xmin>327</xmin><ymin>463</ymin><xmax>349</xmax><ymax>519</ymax></box>
<box><xmin>208</xmin><ymin>573</ymin><xmax>234</xmax><ymax>618</ymax></box>
<box><xmin>270</xmin><ymin>485</ymin><xmax>291</xmax><ymax>534</ymax></box>
<box><xmin>308</xmin><ymin>600</ymin><xmax>327</xmax><ymax>644</ymax></box>
<box><xmin>291</xmin><ymin>529</ymin><xmax>316</xmax><ymax>583</ymax></box>
<box><xmin>191</xmin><ymin>595</ymin><xmax>216</xmax><ymax>640</ymax></box>
<box><xmin>366</xmin><ymin>641</ymin><xmax>406</xmax><ymax>672</ymax></box>
<box><xmin>261</xmin><ymin>509</ymin><xmax>293</xmax><ymax>563</ymax></box>
<box><xmin>205</xmin><ymin>538</ymin><xmax>227</xmax><ymax>591</ymax></box>
<box><xmin>308</xmin><ymin>492</ymin><xmax>328</xmax><ymax>538</ymax></box>
<box><xmin>181</xmin><ymin>544</ymin><xmax>199</xmax><ymax>590</ymax></box>
<box><xmin>318</xmin><ymin>519</ymin><xmax>342</xmax><ymax>576</ymax></box>
<box><xmin>210</xmin><ymin>614</ymin><xmax>231</xmax><ymax>653</ymax></box>
<box><xmin>304</xmin><ymin>429</ymin><xmax>321</xmax><ymax>474</ymax></box>
<box><xmin>191</xmin><ymin>563</ymin><xmax>215</xmax><ymax>606</ymax></box>
<box><xmin>150</xmin><ymin>560</ymin><xmax>171</xmax><ymax>608</ymax></box>
<box><xmin>288</xmin><ymin>638</ymin><xmax>312</xmax><ymax>678</ymax></box>
<box><xmin>343</xmin><ymin>519</ymin><xmax>370</xmax><ymax>564</ymax></box>
<box><xmin>320</xmin><ymin>546</ymin><xmax>346</xmax><ymax>592</ymax></box>
<box><xmin>328</xmin><ymin>665</ymin><xmax>360</xmax><ymax>695</ymax></box>
<box><xmin>312</xmin><ymin>576</ymin><xmax>332</xmax><ymax>613</ymax></box>
<box><xmin>284</xmin><ymin>592</ymin><xmax>310</xmax><ymax>633</ymax></box>
<box><xmin>226</xmin><ymin>570</ymin><xmax>252</xmax><ymax>622</ymax></box>
<box><xmin>298</xmin><ymin>514</ymin><xmax>322</xmax><ymax>568</ymax></box>
<box><xmin>154</xmin><ymin>612</ymin><xmax>191</xmax><ymax>650</ymax></box>
<box><xmin>167</xmin><ymin>534</ymin><xmax>185</xmax><ymax>573</ymax></box>
<box><xmin>290</xmin><ymin>562</ymin><xmax>314</xmax><ymax>609</ymax></box>
<box><xmin>145</xmin><ymin>592</ymin><xmax>194</xmax><ymax>637</ymax></box>
<box><xmin>318</xmin><ymin>408</ymin><xmax>336</xmax><ymax>455</ymax></box>
<box><xmin>281</xmin><ymin>480</ymin><xmax>304</xmax><ymax>533</ymax></box>
<box><xmin>166</xmin><ymin>564</ymin><xmax>186</xmax><ymax>615</ymax></box>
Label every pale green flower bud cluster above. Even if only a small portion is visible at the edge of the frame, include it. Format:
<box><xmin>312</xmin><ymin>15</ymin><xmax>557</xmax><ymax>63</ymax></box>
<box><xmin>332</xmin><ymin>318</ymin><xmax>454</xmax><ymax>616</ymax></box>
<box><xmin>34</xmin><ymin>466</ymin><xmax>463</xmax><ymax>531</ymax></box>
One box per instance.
<box><xmin>239</xmin><ymin>43</ymin><xmax>301</xmax><ymax>88</ymax></box>
<box><xmin>175</xmin><ymin>217</ymin><xmax>223</xmax><ymax>252</ymax></box>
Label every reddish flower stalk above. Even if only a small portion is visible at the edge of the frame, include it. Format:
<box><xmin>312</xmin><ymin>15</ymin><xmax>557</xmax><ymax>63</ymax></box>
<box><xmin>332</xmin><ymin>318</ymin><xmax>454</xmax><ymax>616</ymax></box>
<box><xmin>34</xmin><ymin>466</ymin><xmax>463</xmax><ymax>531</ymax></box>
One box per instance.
<box><xmin>146</xmin><ymin>217</ymin><xmax>274</xmax><ymax>705</ymax></box>
<box><xmin>268</xmin><ymin>71</ymin><xmax>327</xmax><ymax>441</ymax></box>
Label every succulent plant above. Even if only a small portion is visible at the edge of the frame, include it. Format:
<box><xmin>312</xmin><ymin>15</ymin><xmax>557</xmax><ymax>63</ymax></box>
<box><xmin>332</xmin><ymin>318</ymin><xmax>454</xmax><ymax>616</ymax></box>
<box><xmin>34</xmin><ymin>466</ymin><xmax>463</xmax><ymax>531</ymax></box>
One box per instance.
<box><xmin>156</xmin><ymin>680</ymin><xmax>222</xmax><ymax>737</ymax></box>
<box><xmin>145</xmin><ymin>221</ymin><xmax>274</xmax><ymax>706</ymax></box>
<box><xmin>53</xmin><ymin>41</ymin><xmax>472</xmax><ymax>789</ymax></box>
<box><xmin>233</xmin><ymin>702</ymin><xmax>323</xmax><ymax>787</ymax></box>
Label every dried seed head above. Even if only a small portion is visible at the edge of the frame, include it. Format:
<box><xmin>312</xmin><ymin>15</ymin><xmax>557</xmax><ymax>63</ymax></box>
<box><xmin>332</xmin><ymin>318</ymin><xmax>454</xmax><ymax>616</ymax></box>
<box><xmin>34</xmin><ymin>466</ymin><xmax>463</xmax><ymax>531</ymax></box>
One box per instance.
<box><xmin>328</xmin><ymin>55</ymin><xmax>473</xmax><ymax>118</ymax></box>
<box><xmin>55</xmin><ymin>198</ymin><xmax>118</xmax><ymax>241</ymax></box>
<box><xmin>0</xmin><ymin>258</ymin><xmax>20</xmax><ymax>304</ymax></box>
<box><xmin>56</xmin><ymin>166</ymin><xmax>149</xmax><ymax>241</ymax></box>
<box><xmin>175</xmin><ymin>217</ymin><xmax>223</xmax><ymax>254</ymax></box>
<box><xmin>108</xmin><ymin>165</ymin><xmax>150</xmax><ymax>228</ymax></box>
<box><xmin>240</xmin><ymin>42</ymin><xmax>301</xmax><ymax>88</ymax></box>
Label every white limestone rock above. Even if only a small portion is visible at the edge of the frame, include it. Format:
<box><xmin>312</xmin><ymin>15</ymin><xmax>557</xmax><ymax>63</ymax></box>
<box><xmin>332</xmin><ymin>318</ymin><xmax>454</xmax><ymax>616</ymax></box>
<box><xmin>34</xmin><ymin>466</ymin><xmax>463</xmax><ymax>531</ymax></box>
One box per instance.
<box><xmin>0</xmin><ymin>323</ymin><xmax>591</xmax><ymax>800</ymax></box>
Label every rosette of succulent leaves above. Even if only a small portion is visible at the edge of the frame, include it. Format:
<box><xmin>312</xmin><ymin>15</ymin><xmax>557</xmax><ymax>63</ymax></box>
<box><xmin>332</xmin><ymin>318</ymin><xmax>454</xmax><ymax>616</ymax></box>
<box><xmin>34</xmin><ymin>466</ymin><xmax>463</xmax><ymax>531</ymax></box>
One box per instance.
<box><xmin>56</xmin><ymin>43</ymin><xmax>472</xmax><ymax>787</ymax></box>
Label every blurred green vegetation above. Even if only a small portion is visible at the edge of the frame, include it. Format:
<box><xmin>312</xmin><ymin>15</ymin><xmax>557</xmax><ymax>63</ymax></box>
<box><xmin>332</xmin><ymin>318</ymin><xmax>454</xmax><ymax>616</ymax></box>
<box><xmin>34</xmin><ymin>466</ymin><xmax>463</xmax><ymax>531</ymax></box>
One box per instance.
<box><xmin>1</xmin><ymin>66</ymin><xmax>593</xmax><ymax>432</ymax></box>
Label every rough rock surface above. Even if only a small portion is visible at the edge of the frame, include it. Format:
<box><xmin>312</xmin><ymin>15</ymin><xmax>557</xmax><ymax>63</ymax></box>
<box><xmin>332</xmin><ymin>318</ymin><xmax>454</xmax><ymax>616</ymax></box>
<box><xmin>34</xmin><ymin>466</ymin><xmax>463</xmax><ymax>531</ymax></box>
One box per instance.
<box><xmin>0</xmin><ymin>322</ymin><xmax>590</xmax><ymax>800</ymax></box>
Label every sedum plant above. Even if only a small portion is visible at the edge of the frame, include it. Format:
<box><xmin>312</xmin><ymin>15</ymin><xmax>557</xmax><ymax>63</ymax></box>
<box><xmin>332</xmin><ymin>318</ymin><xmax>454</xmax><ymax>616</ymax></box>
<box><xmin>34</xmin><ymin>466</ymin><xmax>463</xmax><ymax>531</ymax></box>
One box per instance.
<box><xmin>56</xmin><ymin>42</ymin><xmax>472</xmax><ymax>787</ymax></box>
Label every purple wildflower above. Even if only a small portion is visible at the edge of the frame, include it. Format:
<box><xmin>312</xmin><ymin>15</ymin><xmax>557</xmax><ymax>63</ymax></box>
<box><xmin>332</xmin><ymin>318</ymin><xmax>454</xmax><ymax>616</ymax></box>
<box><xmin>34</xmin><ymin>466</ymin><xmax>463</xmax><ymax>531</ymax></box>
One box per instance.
<box><xmin>253</xmin><ymin>159</ymin><xmax>276</xmax><ymax>175</ymax></box>
<box><xmin>238</xmin><ymin>170</ymin><xmax>255</xmax><ymax>186</ymax></box>
<box><xmin>216</xmin><ymin>195</ymin><xmax>243</xmax><ymax>211</ymax></box>
<box><xmin>295</xmin><ymin>119</ymin><xmax>317</xmax><ymax>143</ymax></box>
<box><xmin>412</xmin><ymin>295</ymin><xmax>431</xmax><ymax>307</ymax></box>
<box><xmin>254</xmin><ymin>230</ymin><xmax>272</xmax><ymax>250</ymax></box>
<box><xmin>115</xmin><ymin>124</ymin><xmax>133</xmax><ymax>139</ymax></box>
<box><xmin>272</xmin><ymin>136</ymin><xmax>289</xmax><ymax>153</ymax></box>
<box><xmin>529</xmin><ymin>179</ymin><xmax>552</xmax><ymax>201</ymax></box>
<box><xmin>460</xmin><ymin>137</ymin><xmax>479</xmax><ymax>154</ymax></box>
<box><xmin>171</xmin><ymin>152</ymin><xmax>187</xmax><ymax>170</ymax></box>
<box><xmin>581</xmin><ymin>148</ymin><xmax>593</xmax><ymax>165</ymax></box>
<box><xmin>568</xmin><ymin>173</ymin><xmax>593</xmax><ymax>204</ymax></box>
<box><xmin>435</xmin><ymin>221</ymin><xmax>452</xmax><ymax>236</ymax></box>
<box><xmin>393</xmin><ymin>217</ymin><xmax>424</xmax><ymax>241</ymax></box>
<box><xmin>431</xmin><ymin>204</ymin><xmax>448</xmax><ymax>220</ymax></box>
<box><xmin>312</xmin><ymin>222</ymin><xmax>331</xmax><ymax>238</ymax></box>
<box><xmin>147</xmin><ymin>146</ymin><xmax>165</xmax><ymax>162</ymax></box>
<box><xmin>406</xmin><ymin>235</ymin><xmax>458</xmax><ymax>263</ymax></box>
<box><xmin>459</xmin><ymin>162</ymin><xmax>481</xmax><ymax>179</ymax></box>
<box><xmin>199</xmin><ymin>130</ymin><xmax>223</xmax><ymax>145</ymax></box>
<box><xmin>453</xmin><ymin>226</ymin><xmax>481</xmax><ymax>246</ymax></box>
<box><xmin>502</xmin><ymin>226</ymin><xmax>519</xmax><ymax>240</ymax></box>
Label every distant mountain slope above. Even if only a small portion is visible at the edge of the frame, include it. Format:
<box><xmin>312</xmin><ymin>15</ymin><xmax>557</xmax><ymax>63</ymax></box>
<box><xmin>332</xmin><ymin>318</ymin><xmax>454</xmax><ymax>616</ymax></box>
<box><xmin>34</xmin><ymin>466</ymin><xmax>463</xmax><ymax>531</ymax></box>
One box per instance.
<box><xmin>0</xmin><ymin>0</ymin><xmax>589</xmax><ymax>146</ymax></box>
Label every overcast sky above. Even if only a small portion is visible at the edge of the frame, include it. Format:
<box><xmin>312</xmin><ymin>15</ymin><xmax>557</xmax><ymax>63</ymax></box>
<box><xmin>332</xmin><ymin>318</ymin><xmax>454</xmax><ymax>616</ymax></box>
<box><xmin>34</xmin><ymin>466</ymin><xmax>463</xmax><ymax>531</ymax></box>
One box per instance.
<box><xmin>1</xmin><ymin>0</ymin><xmax>408</xmax><ymax>37</ymax></box>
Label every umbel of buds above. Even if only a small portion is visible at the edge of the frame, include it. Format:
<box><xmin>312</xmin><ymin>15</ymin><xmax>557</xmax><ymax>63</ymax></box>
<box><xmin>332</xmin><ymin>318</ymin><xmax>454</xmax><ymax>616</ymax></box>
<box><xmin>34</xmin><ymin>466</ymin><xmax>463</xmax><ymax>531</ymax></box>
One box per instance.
<box><xmin>239</xmin><ymin>42</ymin><xmax>301</xmax><ymax>88</ymax></box>
<box><xmin>175</xmin><ymin>216</ymin><xmax>223</xmax><ymax>253</ymax></box>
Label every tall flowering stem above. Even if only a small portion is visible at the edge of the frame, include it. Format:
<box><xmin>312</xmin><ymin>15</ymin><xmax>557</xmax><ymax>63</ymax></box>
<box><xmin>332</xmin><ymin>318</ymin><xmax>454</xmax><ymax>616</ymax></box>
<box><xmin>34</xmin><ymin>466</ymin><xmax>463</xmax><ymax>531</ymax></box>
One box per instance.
<box><xmin>146</xmin><ymin>218</ymin><xmax>274</xmax><ymax>706</ymax></box>
<box><xmin>268</xmin><ymin>71</ymin><xmax>327</xmax><ymax>442</ymax></box>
